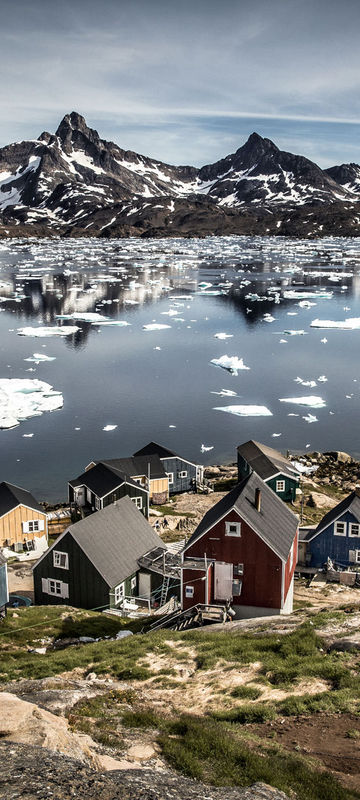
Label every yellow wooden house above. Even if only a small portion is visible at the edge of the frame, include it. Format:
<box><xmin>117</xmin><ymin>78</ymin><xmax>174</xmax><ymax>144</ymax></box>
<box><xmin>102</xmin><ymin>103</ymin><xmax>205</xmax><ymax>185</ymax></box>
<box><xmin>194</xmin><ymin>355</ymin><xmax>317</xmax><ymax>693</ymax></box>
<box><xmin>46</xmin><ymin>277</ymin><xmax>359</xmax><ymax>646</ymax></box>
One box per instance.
<box><xmin>0</xmin><ymin>482</ymin><xmax>48</xmax><ymax>554</ymax></box>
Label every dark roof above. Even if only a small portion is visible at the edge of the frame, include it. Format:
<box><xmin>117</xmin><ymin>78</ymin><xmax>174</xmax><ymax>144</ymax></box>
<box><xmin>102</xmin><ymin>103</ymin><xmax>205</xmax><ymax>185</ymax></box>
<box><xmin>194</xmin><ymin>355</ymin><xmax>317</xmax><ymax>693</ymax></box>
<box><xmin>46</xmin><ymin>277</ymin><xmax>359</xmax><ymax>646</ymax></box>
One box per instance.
<box><xmin>134</xmin><ymin>441</ymin><xmax>181</xmax><ymax>460</ymax></box>
<box><xmin>69</xmin><ymin>463</ymin><xmax>142</xmax><ymax>497</ymax></box>
<box><xmin>237</xmin><ymin>440</ymin><xmax>300</xmax><ymax>482</ymax></box>
<box><xmin>0</xmin><ymin>482</ymin><xmax>43</xmax><ymax>518</ymax></box>
<box><xmin>310</xmin><ymin>490</ymin><xmax>360</xmax><ymax>540</ymax></box>
<box><xmin>101</xmin><ymin>455</ymin><xmax>167</xmax><ymax>480</ymax></box>
<box><xmin>35</xmin><ymin>497</ymin><xmax>166</xmax><ymax>588</ymax></box>
<box><xmin>184</xmin><ymin>472</ymin><xmax>298</xmax><ymax>562</ymax></box>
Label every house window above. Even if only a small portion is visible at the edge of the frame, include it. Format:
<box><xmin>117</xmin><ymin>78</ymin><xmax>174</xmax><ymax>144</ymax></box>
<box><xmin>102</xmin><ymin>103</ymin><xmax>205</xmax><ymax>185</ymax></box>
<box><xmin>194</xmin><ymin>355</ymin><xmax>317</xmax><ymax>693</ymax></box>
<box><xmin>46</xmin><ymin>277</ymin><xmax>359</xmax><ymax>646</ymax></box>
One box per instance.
<box><xmin>178</xmin><ymin>471</ymin><xmax>188</xmax><ymax>479</ymax></box>
<box><xmin>132</xmin><ymin>496</ymin><xmax>143</xmax><ymax>510</ymax></box>
<box><xmin>185</xmin><ymin>585</ymin><xmax>194</xmax><ymax>598</ymax></box>
<box><xmin>276</xmin><ymin>480</ymin><xmax>285</xmax><ymax>492</ymax></box>
<box><xmin>349</xmin><ymin>523</ymin><xmax>360</xmax><ymax>537</ymax></box>
<box><xmin>28</xmin><ymin>520</ymin><xmax>39</xmax><ymax>532</ymax></box>
<box><xmin>53</xmin><ymin>551</ymin><xmax>69</xmax><ymax>570</ymax></box>
<box><xmin>167</xmin><ymin>472</ymin><xmax>174</xmax><ymax>485</ymax></box>
<box><xmin>225</xmin><ymin>521</ymin><xmax>241</xmax><ymax>537</ymax></box>
<box><xmin>356</xmin><ymin>550</ymin><xmax>360</xmax><ymax>564</ymax></box>
<box><xmin>49</xmin><ymin>579</ymin><xmax>62</xmax><ymax>596</ymax></box>
<box><xmin>232</xmin><ymin>579</ymin><xmax>242</xmax><ymax>596</ymax></box>
<box><xmin>41</xmin><ymin>578</ymin><xmax>68</xmax><ymax>598</ymax></box>
<box><xmin>334</xmin><ymin>521</ymin><xmax>346</xmax><ymax>536</ymax></box>
<box><xmin>95</xmin><ymin>497</ymin><xmax>101</xmax><ymax>511</ymax></box>
<box><xmin>130</xmin><ymin>576</ymin><xmax>136</xmax><ymax>592</ymax></box>
<box><xmin>114</xmin><ymin>583</ymin><xmax>125</xmax><ymax>605</ymax></box>
<box><xmin>234</xmin><ymin>563</ymin><xmax>244</xmax><ymax>576</ymax></box>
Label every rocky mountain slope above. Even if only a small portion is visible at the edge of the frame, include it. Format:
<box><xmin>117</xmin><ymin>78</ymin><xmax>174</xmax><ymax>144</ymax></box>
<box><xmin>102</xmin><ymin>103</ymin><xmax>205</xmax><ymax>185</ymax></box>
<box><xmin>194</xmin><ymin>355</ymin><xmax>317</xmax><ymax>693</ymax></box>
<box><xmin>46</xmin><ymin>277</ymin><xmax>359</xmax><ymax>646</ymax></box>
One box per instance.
<box><xmin>1</xmin><ymin>112</ymin><xmax>360</xmax><ymax>238</ymax></box>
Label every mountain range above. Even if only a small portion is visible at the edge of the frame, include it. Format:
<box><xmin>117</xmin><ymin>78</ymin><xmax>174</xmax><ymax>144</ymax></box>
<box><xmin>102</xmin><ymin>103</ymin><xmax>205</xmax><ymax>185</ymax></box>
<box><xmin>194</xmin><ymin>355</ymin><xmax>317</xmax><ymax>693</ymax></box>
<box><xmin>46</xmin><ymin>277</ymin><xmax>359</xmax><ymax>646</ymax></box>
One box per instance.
<box><xmin>1</xmin><ymin>111</ymin><xmax>360</xmax><ymax>238</ymax></box>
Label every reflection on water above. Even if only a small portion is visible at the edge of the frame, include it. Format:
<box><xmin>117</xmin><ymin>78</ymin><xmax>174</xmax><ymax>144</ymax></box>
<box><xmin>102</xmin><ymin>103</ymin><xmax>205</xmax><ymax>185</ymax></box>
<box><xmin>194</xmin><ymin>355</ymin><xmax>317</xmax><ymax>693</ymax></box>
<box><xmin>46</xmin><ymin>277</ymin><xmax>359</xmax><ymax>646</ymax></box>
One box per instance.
<box><xmin>1</xmin><ymin>235</ymin><xmax>360</xmax><ymax>500</ymax></box>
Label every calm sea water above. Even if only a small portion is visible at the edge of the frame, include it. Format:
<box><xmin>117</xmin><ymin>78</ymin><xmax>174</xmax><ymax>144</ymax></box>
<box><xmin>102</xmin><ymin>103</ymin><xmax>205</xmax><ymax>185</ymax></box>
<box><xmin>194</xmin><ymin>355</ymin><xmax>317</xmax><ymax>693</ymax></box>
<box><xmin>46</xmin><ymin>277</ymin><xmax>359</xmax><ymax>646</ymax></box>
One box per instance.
<box><xmin>1</xmin><ymin>235</ymin><xmax>360</xmax><ymax>502</ymax></box>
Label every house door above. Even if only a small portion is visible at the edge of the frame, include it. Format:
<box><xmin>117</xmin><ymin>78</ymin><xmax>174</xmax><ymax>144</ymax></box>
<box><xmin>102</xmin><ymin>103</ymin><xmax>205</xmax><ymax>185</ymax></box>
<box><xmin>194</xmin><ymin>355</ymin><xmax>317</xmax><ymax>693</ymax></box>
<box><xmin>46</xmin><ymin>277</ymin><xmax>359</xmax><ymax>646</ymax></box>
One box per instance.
<box><xmin>138</xmin><ymin>572</ymin><xmax>151</xmax><ymax>599</ymax></box>
<box><xmin>75</xmin><ymin>486</ymin><xmax>85</xmax><ymax>507</ymax></box>
<box><xmin>214</xmin><ymin>562</ymin><xmax>233</xmax><ymax>601</ymax></box>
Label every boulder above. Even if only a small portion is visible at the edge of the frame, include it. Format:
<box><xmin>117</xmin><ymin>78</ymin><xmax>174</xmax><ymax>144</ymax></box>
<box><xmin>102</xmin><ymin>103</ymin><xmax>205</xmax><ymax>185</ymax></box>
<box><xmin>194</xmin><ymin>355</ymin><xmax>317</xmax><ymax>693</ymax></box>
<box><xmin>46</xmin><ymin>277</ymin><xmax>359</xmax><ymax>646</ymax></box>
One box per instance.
<box><xmin>324</xmin><ymin>451</ymin><xmax>353</xmax><ymax>464</ymax></box>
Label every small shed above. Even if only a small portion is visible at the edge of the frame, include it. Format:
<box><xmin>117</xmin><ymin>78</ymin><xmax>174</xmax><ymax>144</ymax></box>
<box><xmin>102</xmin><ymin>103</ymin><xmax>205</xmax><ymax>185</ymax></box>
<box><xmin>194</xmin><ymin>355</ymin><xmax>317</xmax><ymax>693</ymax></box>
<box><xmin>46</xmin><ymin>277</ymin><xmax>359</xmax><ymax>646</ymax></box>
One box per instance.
<box><xmin>33</xmin><ymin>496</ymin><xmax>166</xmax><ymax>610</ymax></box>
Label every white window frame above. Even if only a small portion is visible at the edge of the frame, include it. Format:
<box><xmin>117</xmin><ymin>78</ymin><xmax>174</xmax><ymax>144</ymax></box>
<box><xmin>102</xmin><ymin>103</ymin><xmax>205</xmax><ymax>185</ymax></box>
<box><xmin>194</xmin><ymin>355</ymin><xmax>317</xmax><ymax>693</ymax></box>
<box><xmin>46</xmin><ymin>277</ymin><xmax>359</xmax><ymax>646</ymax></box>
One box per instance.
<box><xmin>86</xmin><ymin>488</ymin><xmax>92</xmax><ymax>504</ymax></box>
<box><xmin>349</xmin><ymin>523</ymin><xmax>360</xmax><ymax>538</ymax></box>
<box><xmin>185</xmin><ymin>585</ymin><xmax>194</xmax><ymax>598</ymax></box>
<box><xmin>114</xmin><ymin>582</ymin><xmax>125</xmax><ymax>605</ymax></box>
<box><xmin>289</xmin><ymin>544</ymin><xmax>293</xmax><ymax>571</ymax></box>
<box><xmin>53</xmin><ymin>551</ymin><xmax>69</xmax><ymax>570</ymax></box>
<box><xmin>334</xmin><ymin>521</ymin><xmax>347</xmax><ymax>536</ymax></box>
<box><xmin>232</xmin><ymin>578</ymin><xmax>242</xmax><ymax>596</ymax></box>
<box><xmin>225</xmin><ymin>521</ymin><xmax>241</xmax><ymax>537</ymax></box>
<box><xmin>130</xmin><ymin>576</ymin><xmax>136</xmax><ymax>592</ymax></box>
<box><xmin>355</xmin><ymin>550</ymin><xmax>360</xmax><ymax>564</ymax></box>
<box><xmin>95</xmin><ymin>496</ymin><xmax>101</xmax><ymax>511</ymax></box>
<box><xmin>178</xmin><ymin>471</ymin><xmax>188</xmax><ymax>479</ymax></box>
<box><xmin>48</xmin><ymin>579</ymin><xmax>62</xmax><ymax>596</ymax></box>
<box><xmin>276</xmin><ymin>480</ymin><xmax>285</xmax><ymax>492</ymax></box>
<box><xmin>132</xmin><ymin>496</ymin><xmax>143</xmax><ymax>510</ymax></box>
<box><xmin>167</xmin><ymin>472</ymin><xmax>174</xmax><ymax>485</ymax></box>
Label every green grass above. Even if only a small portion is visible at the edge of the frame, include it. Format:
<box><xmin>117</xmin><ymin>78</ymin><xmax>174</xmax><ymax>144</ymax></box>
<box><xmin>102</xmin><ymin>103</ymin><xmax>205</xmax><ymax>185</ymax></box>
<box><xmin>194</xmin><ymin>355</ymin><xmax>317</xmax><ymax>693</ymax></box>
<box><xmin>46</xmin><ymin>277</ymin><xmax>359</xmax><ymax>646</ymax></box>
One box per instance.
<box><xmin>229</xmin><ymin>685</ymin><xmax>262</xmax><ymax>700</ymax></box>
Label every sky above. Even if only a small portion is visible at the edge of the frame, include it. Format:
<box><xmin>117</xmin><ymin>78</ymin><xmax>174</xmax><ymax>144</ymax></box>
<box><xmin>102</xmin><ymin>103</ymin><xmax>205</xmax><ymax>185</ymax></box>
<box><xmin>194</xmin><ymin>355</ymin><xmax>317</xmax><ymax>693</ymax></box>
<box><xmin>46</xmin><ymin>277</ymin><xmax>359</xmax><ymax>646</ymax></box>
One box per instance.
<box><xmin>1</xmin><ymin>0</ymin><xmax>360</xmax><ymax>167</ymax></box>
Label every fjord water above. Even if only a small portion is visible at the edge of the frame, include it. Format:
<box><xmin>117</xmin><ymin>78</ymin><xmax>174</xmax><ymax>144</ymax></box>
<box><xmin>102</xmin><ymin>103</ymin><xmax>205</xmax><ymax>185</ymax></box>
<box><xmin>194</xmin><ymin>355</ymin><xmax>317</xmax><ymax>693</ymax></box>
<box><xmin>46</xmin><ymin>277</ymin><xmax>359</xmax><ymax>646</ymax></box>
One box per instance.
<box><xmin>1</xmin><ymin>235</ymin><xmax>360</xmax><ymax>502</ymax></box>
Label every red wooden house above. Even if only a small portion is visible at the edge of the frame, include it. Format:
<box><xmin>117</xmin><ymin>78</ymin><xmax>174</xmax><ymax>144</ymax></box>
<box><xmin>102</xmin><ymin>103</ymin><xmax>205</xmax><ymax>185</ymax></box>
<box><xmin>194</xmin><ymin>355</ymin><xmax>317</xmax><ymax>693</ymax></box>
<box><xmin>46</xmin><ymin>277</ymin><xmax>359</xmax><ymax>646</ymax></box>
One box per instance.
<box><xmin>181</xmin><ymin>472</ymin><xmax>298</xmax><ymax>618</ymax></box>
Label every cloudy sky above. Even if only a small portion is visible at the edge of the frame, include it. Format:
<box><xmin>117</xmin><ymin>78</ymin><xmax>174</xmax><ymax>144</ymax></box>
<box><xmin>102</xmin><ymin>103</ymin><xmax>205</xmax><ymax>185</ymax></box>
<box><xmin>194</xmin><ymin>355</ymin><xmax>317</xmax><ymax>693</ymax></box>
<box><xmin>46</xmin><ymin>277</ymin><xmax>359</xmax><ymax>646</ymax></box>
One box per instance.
<box><xmin>1</xmin><ymin>0</ymin><xmax>360</xmax><ymax>167</ymax></box>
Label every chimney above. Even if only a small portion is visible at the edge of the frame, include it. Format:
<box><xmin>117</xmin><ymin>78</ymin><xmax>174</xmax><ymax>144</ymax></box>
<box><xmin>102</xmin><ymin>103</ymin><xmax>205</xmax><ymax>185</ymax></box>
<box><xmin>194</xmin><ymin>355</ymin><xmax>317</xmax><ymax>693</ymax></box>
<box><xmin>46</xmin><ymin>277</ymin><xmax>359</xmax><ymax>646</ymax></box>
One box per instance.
<box><xmin>255</xmin><ymin>488</ymin><xmax>261</xmax><ymax>512</ymax></box>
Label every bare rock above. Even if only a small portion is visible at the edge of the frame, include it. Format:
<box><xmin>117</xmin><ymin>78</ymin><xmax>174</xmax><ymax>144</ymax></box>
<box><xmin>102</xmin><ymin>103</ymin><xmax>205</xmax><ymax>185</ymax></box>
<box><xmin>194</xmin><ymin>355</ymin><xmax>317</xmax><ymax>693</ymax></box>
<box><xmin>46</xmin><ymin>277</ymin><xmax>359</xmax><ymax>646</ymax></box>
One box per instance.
<box><xmin>324</xmin><ymin>450</ymin><xmax>353</xmax><ymax>463</ymax></box>
<box><xmin>306</xmin><ymin>492</ymin><xmax>338</xmax><ymax>510</ymax></box>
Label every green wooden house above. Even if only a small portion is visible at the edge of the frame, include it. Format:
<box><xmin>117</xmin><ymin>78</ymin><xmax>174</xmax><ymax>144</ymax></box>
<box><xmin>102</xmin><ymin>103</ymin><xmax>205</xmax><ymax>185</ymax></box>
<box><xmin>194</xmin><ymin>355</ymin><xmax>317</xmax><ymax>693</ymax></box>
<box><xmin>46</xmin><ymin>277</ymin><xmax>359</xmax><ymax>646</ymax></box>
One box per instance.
<box><xmin>33</xmin><ymin>497</ymin><xmax>166</xmax><ymax>610</ymax></box>
<box><xmin>237</xmin><ymin>440</ymin><xmax>300</xmax><ymax>503</ymax></box>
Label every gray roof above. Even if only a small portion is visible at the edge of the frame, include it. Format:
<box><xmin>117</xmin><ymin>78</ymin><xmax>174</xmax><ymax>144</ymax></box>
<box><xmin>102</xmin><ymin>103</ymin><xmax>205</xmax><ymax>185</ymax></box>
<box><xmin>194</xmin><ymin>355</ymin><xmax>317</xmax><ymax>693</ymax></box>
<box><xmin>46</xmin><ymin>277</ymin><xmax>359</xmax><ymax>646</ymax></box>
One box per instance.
<box><xmin>308</xmin><ymin>490</ymin><xmax>360</xmax><ymax>540</ymax></box>
<box><xmin>100</xmin><ymin>455</ymin><xmax>167</xmax><ymax>480</ymax></box>
<box><xmin>237</xmin><ymin>440</ymin><xmax>300</xmax><ymax>482</ymax></box>
<box><xmin>67</xmin><ymin>496</ymin><xmax>165</xmax><ymax>587</ymax></box>
<box><xmin>0</xmin><ymin>482</ymin><xmax>44</xmax><ymax>518</ymax></box>
<box><xmin>69</xmin><ymin>463</ymin><xmax>143</xmax><ymax>497</ymax></box>
<box><xmin>184</xmin><ymin>472</ymin><xmax>298</xmax><ymax>561</ymax></box>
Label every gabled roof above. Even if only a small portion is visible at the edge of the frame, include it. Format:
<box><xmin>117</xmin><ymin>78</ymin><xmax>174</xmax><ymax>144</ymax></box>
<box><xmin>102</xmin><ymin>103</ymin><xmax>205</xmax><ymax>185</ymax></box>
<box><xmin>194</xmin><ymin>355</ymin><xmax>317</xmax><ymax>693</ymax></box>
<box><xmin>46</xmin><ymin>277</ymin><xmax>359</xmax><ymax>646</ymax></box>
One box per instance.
<box><xmin>310</xmin><ymin>490</ymin><xmax>360</xmax><ymax>540</ymax></box>
<box><xmin>0</xmin><ymin>482</ymin><xmax>44</xmax><ymax>518</ymax></box>
<box><xmin>184</xmin><ymin>472</ymin><xmax>298</xmax><ymax>562</ymax></box>
<box><xmin>35</xmin><ymin>497</ymin><xmax>165</xmax><ymax>588</ymax></box>
<box><xmin>100</xmin><ymin>454</ymin><xmax>167</xmax><ymax>480</ymax></box>
<box><xmin>134</xmin><ymin>441</ymin><xmax>185</xmax><ymax>461</ymax></box>
<box><xmin>237</xmin><ymin>440</ymin><xmax>300</xmax><ymax>482</ymax></box>
<box><xmin>69</xmin><ymin>462</ymin><xmax>143</xmax><ymax>498</ymax></box>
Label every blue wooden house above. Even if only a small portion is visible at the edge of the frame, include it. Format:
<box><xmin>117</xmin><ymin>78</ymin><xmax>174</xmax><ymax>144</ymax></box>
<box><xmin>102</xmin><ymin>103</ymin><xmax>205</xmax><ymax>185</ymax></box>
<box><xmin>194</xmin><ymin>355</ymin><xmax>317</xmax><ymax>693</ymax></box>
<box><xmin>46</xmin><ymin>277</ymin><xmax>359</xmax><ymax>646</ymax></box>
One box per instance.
<box><xmin>133</xmin><ymin>442</ymin><xmax>204</xmax><ymax>495</ymax></box>
<box><xmin>0</xmin><ymin>552</ymin><xmax>8</xmax><ymax>618</ymax></box>
<box><xmin>299</xmin><ymin>490</ymin><xmax>360</xmax><ymax>569</ymax></box>
<box><xmin>237</xmin><ymin>440</ymin><xmax>300</xmax><ymax>503</ymax></box>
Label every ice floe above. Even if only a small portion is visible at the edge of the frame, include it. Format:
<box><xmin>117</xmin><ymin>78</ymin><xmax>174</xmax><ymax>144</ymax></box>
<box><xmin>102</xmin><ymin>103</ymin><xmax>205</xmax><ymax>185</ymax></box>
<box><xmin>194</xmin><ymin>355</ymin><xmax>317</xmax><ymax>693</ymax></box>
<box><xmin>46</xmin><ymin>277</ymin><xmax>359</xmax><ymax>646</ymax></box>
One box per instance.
<box><xmin>303</xmin><ymin>413</ymin><xmax>318</xmax><ymax>423</ymax></box>
<box><xmin>24</xmin><ymin>353</ymin><xmax>56</xmax><ymax>363</ymax></box>
<box><xmin>310</xmin><ymin>317</ymin><xmax>360</xmax><ymax>330</ymax></box>
<box><xmin>279</xmin><ymin>396</ymin><xmax>326</xmax><ymax>408</ymax></box>
<box><xmin>210</xmin><ymin>355</ymin><xmax>250</xmax><ymax>375</ymax></box>
<box><xmin>0</xmin><ymin>379</ymin><xmax>63</xmax><ymax>429</ymax></box>
<box><xmin>94</xmin><ymin>320</ymin><xmax>131</xmax><ymax>326</ymax></box>
<box><xmin>56</xmin><ymin>312</ymin><xmax>109</xmax><ymax>322</ymax></box>
<box><xmin>17</xmin><ymin>326</ymin><xmax>80</xmax><ymax>337</ymax></box>
<box><xmin>201</xmin><ymin>444</ymin><xmax>214</xmax><ymax>452</ymax></box>
<box><xmin>211</xmin><ymin>389</ymin><xmax>238</xmax><ymax>397</ymax></box>
<box><xmin>213</xmin><ymin>405</ymin><xmax>273</xmax><ymax>417</ymax></box>
<box><xmin>103</xmin><ymin>424</ymin><xmax>117</xmax><ymax>431</ymax></box>
<box><xmin>214</xmin><ymin>332</ymin><xmax>234</xmax><ymax>339</ymax></box>
<box><xmin>143</xmin><ymin>323</ymin><xmax>171</xmax><ymax>331</ymax></box>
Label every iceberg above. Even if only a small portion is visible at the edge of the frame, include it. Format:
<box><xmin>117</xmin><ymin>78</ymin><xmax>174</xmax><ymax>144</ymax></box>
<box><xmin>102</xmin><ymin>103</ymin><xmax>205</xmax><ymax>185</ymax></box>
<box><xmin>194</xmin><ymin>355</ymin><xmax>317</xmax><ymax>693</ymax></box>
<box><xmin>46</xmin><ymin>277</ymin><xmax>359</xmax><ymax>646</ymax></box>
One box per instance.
<box><xmin>310</xmin><ymin>317</ymin><xmax>360</xmax><ymax>330</ymax></box>
<box><xmin>303</xmin><ymin>413</ymin><xmax>318</xmax><ymax>423</ymax></box>
<box><xmin>283</xmin><ymin>290</ymin><xmax>333</xmax><ymax>299</ymax></box>
<box><xmin>143</xmin><ymin>323</ymin><xmax>171</xmax><ymax>331</ymax></box>
<box><xmin>201</xmin><ymin>444</ymin><xmax>214</xmax><ymax>452</ymax></box>
<box><xmin>103</xmin><ymin>424</ymin><xmax>117</xmax><ymax>431</ymax></box>
<box><xmin>279</xmin><ymin>396</ymin><xmax>326</xmax><ymax>408</ymax></box>
<box><xmin>56</xmin><ymin>312</ymin><xmax>109</xmax><ymax>322</ymax></box>
<box><xmin>93</xmin><ymin>320</ymin><xmax>131</xmax><ymax>326</ymax></box>
<box><xmin>24</xmin><ymin>353</ymin><xmax>56</xmax><ymax>363</ymax></box>
<box><xmin>17</xmin><ymin>326</ymin><xmax>80</xmax><ymax>337</ymax></box>
<box><xmin>210</xmin><ymin>355</ymin><xmax>250</xmax><ymax>375</ymax></box>
<box><xmin>214</xmin><ymin>332</ymin><xmax>234</xmax><ymax>339</ymax></box>
<box><xmin>0</xmin><ymin>379</ymin><xmax>63</xmax><ymax>429</ymax></box>
<box><xmin>211</xmin><ymin>389</ymin><xmax>238</xmax><ymax>397</ymax></box>
<box><xmin>214</xmin><ymin>405</ymin><xmax>273</xmax><ymax>417</ymax></box>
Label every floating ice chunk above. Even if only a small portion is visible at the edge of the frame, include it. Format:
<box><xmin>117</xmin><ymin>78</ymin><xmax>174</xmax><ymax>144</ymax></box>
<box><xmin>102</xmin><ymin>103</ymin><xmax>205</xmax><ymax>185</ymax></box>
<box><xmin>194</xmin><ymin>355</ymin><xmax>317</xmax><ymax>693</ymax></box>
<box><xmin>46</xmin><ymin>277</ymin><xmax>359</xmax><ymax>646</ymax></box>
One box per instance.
<box><xmin>294</xmin><ymin>377</ymin><xmax>317</xmax><ymax>388</ymax></box>
<box><xmin>24</xmin><ymin>353</ymin><xmax>56</xmax><ymax>363</ymax></box>
<box><xmin>22</xmin><ymin>433</ymin><xmax>34</xmax><ymax>437</ymax></box>
<box><xmin>210</xmin><ymin>355</ymin><xmax>250</xmax><ymax>375</ymax></box>
<box><xmin>287</xmin><ymin>413</ymin><xmax>299</xmax><ymax>416</ymax></box>
<box><xmin>56</xmin><ymin>312</ymin><xmax>109</xmax><ymax>322</ymax></box>
<box><xmin>284</xmin><ymin>290</ymin><xmax>333</xmax><ymax>299</ymax></box>
<box><xmin>94</xmin><ymin>320</ymin><xmax>131</xmax><ymax>326</ymax></box>
<box><xmin>317</xmin><ymin>375</ymin><xmax>328</xmax><ymax>383</ymax></box>
<box><xmin>279</xmin><ymin>339</ymin><xmax>287</xmax><ymax>343</ymax></box>
<box><xmin>169</xmin><ymin>424</ymin><xmax>176</xmax><ymax>428</ymax></box>
<box><xmin>0</xmin><ymin>379</ymin><xmax>63</xmax><ymax>429</ymax></box>
<box><xmin>143</xmin><ymin>323</ymin><xmax>171</xmax><ymax>331</ymax></box>
<box><xmin>103</xmin><ymin>424</ymin><xmax>117</xmax><ymax>431</ymax></box>
<box><xmin>272</xmin><ymin>433</ymin><xmax>282</xmax><ymax>437</ymax></box>
<box><xmin>303</xmin><ymin>413</ymin><xmax>318</xmax><ymax>423</ymax></box>
<box><xmin>161</xmin><ymin>309</ymin><xmax>178</xmax><ymax>316</ymax></box>
<box><xmin>214</xmin><ymin>332</ymin><xmax>234</xmax><ymax>340</ymax></box>
<box><xmin>201</xmin><ymin>444</ymin><xmax>214</xmax><ymax>452</ymax></box>
<box><xmin>211</xmin><ymin>389</ymin><xmax>238</xmax><ymax>397</ymax></box>
<box><xmin>262</xmin><ymin>314</ymin><xmax>275</xmax><ymax>323</ymax></box>
<box><xmin>298</xmin><ymin>300</ymin><xmax>317</xmax><ymax>308</ymax></box>
<box><xmin>75</xmin><ymin>427</ymin><xmax>81</xmax><ymax>431</ymax></box>
<box><xmin>279</xmin><ymin>396</ymin><xmax>326</xmax><ymax>408</ymax></box>
<box><xmin>283</xmin><ymin>329</ymin><xmax>307</xmax><ymax>336</ymax></box>
<box><xmin>17</xmin><ymin>326</ymin><xmax>80</xmax><ymax>337</ymax></box>
<box><xmin>214</xmin><ymin>405</ymin><xmax>272</xmax><ymax>417</ymax></box>
<box><xmin>321</xmin><ymin>338</ymin><xmax>328</xmax><ymax>343</ymax></box>
<box><xmin>311</xmin><ymin>318</ymin><xmax>360</xmax><ymax>330</ymax></box>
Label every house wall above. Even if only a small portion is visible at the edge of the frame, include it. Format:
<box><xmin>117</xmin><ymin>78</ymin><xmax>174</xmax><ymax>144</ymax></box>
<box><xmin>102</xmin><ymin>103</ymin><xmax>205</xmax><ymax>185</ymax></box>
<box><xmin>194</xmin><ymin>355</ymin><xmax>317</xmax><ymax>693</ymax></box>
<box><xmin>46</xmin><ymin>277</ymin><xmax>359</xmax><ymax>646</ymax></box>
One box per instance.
<box><xmin>267</xmin><ymin>474</ymin><xmax>298</xmax><ymax>503</ymax></box>
<box><xmin>149</xmin><ymin>478</ymin><xmax>169</xmax><ymax>503</ymax></box>
<box><xmin>283</xmin><ymin>529</ymin><xmax>298</xmax><ymax>600</ymax></box>
<box><xmin>33</xmin><ymin>532</ymin><xmax>109</xmax><ymax>609</ymax></box>
<box><xmin>161</xmin><ymin>457</ymin><xmax>197</xmax><ymax>494</ymax></box>
<box><xmin>109</xmin><ymin>571</ymin><xmax>138</xmax><ymax>608</ymax></box>
<box><xmin>0</xmin><ymin>506</ymin><xmax>47</xmax><ymax>549</ymax></box>
<box><xmin>183</xmin><ymin>509</ymin><xmax>284</xmax><ymax>611</ymax></box>
<box><xmin>0</xmin><ymin>562</ymin><xmax>8</xmax><ymax>610</ymax></box>
<box><xmin>182</xmin><ymin>566</ymin><xmax>208</xmax><ymax>609</ymax></box>
<box><xmin>102</xmin><ymin>483</ymin><xmax>149</xmax><ymax>517</ymax></box>
<box><xmin>308</xmin><ymin>510</ymin><xmax>360</xmax><ymax>568</ymax></box>
<box><xmin>237</xmin><ymin>453</ymin><xmax>252</xmax><ymax>482</ymax></box>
